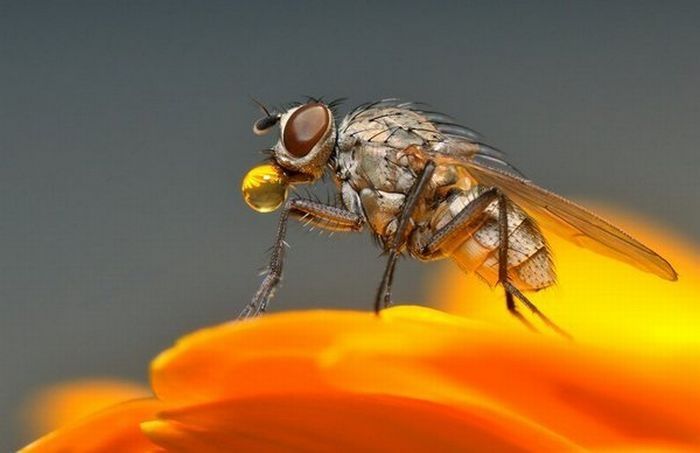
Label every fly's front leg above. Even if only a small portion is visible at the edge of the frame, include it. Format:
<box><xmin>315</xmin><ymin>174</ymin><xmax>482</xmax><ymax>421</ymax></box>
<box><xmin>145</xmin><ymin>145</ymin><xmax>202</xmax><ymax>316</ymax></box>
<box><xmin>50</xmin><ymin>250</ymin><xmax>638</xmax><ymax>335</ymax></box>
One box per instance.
<box><xmin>375</xmin><ymin>160</ymin><xmax>436</xmax><ymax>313</ymax></box>
<box><xmin>238</xmin><ymin>199</ymin><xmax>364</xmax><ymax>319</ymax></box>
<box><xmin>237</xmin><ymin>206</ymin><xmax>291</xmax><ymax>320</ymax></box>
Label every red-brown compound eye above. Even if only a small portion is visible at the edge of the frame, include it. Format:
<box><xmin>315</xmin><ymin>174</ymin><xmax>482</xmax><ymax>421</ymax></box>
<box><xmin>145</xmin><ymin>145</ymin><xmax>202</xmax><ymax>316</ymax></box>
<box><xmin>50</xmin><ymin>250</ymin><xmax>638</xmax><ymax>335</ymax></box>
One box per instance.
<box><xmin>282</xmin><ymin>103</ymin><xmax>330</xmax><ymax>157</ymax></box>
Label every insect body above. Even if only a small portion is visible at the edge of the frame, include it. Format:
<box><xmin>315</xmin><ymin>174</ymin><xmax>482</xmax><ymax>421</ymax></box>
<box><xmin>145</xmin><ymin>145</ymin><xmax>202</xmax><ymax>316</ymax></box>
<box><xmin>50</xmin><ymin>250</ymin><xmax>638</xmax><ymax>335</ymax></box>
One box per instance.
<box><xmin>240</xmin><ymin>99</ymin><xmax>677</xmax><ymax>335</ymax></box>
<box><xmin>336</xmin><ymin>104</ymin><xmax>555</xmax><ymax>293</ymax></box>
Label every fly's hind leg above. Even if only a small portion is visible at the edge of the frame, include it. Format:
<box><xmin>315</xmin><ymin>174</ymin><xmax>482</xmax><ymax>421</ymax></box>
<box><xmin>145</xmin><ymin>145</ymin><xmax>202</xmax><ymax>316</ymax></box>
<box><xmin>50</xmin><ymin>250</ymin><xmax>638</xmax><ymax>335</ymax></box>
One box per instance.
<box><xmin>497</xmin><ymin>194</ymin><xmax>572</xmax><ymax>339</ymax></box>
<box><xmin>420</xmin><ymin>189</ymin><xmax>570</xmax><ymax>339</ymax></box>
<box><xmin>375</xmin><ymin>160</ymin><xmax>436</xmax><ymax>313</ymax></box>
<box><xmin>238</xmin><ymin>198</ymin><xmax>364</xmax><ymax>319</ymax></box>
<box><xmin>496</xmin><ymin>193</ymin><xmax>538</xmax><ymax>333</ymax></box>
<box><xmin>420</xmin><ymin>188</ymin><xmax>500</xmax><ymax>255</ymax></box>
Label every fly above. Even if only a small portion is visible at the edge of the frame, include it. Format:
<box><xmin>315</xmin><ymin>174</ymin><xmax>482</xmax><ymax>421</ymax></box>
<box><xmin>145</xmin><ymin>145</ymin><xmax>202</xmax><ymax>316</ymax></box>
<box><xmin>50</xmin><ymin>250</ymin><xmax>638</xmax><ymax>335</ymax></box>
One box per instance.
<box><xmin>238</xmin><ymin>98</ymin><xmax>678</xmax><ymax>337</ymax></box>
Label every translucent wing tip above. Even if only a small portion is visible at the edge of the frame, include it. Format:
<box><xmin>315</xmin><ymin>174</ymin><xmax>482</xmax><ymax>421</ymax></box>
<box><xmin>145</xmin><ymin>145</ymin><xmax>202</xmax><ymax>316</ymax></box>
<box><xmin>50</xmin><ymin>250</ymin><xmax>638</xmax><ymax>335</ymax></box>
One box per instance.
<box><xmin>658</xmin><ymin>260</ymin><xmax>679</xmax><ymax>281</ymax></box>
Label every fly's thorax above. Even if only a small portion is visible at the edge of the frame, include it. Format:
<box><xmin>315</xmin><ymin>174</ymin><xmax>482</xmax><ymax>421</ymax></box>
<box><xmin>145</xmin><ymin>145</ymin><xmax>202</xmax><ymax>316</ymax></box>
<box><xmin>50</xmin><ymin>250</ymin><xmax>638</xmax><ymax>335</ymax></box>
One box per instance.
<box><xmin>335</xmin><ymin>102</ymin><xmax>482</xmax><ymax>243</ymax></box>
<box><xmin>335</xmin><ymin>143</ymin><xmax>417</xmax><ymax>238</ymax></box>
<box><xmin>335</xmin><ymin>145</ymin><xmax>479</xmax><ymax>242</ymax></box>
<box><xmin>334</xmin><ymin>103</ymin><xmax>445</xmax><ymax>191</ymax></box>
<box><xmin>335</xmin><ymin>143</ymin><xmax>417</xmax><ymax>194</ymax></box>
<box><xmin>337</xmin><ymin>106</ymin><xmax>443</xmax><ymax>151</ymax></box>
<box><xmin>359</xmin><ymin>188</ymin><xmax>405</xmax><ymax>238</ymax></box>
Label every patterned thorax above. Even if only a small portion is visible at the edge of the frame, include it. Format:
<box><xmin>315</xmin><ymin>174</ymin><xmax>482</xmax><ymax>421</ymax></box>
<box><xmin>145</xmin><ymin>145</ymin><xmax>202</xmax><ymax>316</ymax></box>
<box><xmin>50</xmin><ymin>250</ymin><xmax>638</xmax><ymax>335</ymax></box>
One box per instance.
<box><xmin>334</xmin><ymin>104</ymin><xmax>448</xmax><ymax>238</ymax></box>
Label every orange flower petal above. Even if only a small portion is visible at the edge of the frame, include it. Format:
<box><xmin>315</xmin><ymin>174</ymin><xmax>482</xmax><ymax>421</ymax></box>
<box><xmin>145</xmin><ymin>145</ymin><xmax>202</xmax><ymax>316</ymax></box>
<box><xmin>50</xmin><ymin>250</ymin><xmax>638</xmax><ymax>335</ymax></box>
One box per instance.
<box><xmin>142</xmin><ymin>393</ymin><xmax>577</xmax><ymax>452</ymax></box>
<box><xmin>150</xmin><ymin>305</ymin><xmax>700</xmax><ymax>449</ymax></box>
<box><xmin>150</xmin><ymin>308</ymin><xmax>513</xmax><ymax>405</ymax></box>
<box><xmin>150</xmin><ymin>311</ymin><xmax>356</xmax><ymax>405</ymax></box>
<box><xmin>22</xmin><ymin>306</ymin><xmax>700</xmax><ymax>450</ymax></box>
<box><xmin>22</xmin><ymin>379</ymin><xmax>150</xmax><ymax>439</ymax></box>
<box><xmin>20</xmin><ymin>399</ymin><xmax>162</xmax><ymax>453</ymax></box>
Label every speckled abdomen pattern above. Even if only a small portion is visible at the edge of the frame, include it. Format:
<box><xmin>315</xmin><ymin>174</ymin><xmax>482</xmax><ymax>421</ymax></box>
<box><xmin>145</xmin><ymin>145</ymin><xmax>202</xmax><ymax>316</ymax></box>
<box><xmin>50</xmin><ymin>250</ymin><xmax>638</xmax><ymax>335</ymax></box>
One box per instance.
<box><xmin>440</xmin><ymin>189</ymin><xmax>556</xmax><ymax>291</ymax></box>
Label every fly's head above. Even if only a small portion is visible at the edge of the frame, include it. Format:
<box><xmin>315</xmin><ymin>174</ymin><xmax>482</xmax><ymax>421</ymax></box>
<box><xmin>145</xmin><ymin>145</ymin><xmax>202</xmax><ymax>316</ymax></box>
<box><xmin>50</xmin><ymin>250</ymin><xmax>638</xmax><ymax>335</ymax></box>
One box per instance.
<box><xmin>242</xmin><ymin>101</ymin><xmax>336</xmax><ymax>213</ymax></box>
<box><xmin>271</xmin><ymin>102</ymin><xmax>337</xmax><ymax>177</ymax></box>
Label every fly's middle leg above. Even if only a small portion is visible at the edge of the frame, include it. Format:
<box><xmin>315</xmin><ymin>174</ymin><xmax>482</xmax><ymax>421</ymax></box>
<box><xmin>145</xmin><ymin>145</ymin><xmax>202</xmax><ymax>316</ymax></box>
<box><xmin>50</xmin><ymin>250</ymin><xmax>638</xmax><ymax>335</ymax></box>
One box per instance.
<box><xmin>375</xmin><ymin>160</ymin><xmax>436</xmax><ymax>313</ymax></box>
<box><xmin>238</xmin><ymin>198</ymin><xmax>364</xmax><ymax>319</ymax></box>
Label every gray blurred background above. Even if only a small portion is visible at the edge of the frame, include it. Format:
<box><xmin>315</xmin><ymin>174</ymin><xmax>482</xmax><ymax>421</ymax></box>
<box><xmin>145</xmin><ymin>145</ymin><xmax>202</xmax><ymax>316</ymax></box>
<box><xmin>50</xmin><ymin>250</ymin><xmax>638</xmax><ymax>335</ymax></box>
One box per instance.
<box><xmin>2</xmin><ymin>1</ymin><xmax>699</xmax><ymax>449</ymax></box>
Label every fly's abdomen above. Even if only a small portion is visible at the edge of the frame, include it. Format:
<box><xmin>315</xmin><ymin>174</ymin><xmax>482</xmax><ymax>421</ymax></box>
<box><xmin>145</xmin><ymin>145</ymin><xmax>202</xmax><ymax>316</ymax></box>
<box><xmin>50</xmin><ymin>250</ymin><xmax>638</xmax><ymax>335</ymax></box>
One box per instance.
<box><xmin>434</xmin><ymin>188</ymin><xmax>556</xmax><ymax>291</ymax></box>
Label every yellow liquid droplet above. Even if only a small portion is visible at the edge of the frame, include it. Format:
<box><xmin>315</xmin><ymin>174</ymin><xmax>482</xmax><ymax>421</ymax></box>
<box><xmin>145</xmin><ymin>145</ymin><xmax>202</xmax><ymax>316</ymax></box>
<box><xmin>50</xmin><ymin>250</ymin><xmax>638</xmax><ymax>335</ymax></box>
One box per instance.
<box><xmin>241</xmin><ymin>163</ymin><xmax>289</xmax><ymax>213</ymax></box>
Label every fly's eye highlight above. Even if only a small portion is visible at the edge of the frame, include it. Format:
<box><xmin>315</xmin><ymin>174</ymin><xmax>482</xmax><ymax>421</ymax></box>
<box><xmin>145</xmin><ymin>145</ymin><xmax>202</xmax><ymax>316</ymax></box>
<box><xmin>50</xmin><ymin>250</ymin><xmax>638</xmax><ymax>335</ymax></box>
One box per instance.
<box><xmin>241</xmin><ymin>163</ymin><xmax>289</xmax><ymax>213</ymax></box>
<box><xmin>282</xmin><ymin>103</ymin><xmax>330</xmax><ymax>157</ymax></box>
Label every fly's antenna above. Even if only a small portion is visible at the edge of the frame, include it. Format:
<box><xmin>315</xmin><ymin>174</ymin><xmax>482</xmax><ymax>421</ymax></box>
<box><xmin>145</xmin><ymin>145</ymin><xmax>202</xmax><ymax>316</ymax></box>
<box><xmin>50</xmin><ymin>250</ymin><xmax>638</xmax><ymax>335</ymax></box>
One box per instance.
<box><xmin>250</xmin><ymin>96</ymin><xmax>272</xmax><ymax>116</ymax></box>
<box><xmin>250</xmin><ymin>97</ymin><xmax>281</xmax><ymax>136</ymax></box>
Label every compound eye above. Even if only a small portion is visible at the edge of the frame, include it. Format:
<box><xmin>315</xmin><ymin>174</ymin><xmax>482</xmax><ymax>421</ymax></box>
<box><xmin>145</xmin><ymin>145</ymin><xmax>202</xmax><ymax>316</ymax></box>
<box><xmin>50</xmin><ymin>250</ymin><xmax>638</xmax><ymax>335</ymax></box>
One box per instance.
<box><xmin>282</xmin><ymin>103</ymin><xmax>330</xmax><ymax>157</ymax></box>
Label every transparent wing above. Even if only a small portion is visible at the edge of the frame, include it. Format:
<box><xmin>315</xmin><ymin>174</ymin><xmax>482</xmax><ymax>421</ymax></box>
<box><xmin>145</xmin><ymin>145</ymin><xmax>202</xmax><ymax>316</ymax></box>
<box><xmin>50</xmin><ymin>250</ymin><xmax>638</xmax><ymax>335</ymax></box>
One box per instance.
<box><xmin>453</xmin><ymin>156</ymin><xmax>677</xmax><ymax>281</ymax></box>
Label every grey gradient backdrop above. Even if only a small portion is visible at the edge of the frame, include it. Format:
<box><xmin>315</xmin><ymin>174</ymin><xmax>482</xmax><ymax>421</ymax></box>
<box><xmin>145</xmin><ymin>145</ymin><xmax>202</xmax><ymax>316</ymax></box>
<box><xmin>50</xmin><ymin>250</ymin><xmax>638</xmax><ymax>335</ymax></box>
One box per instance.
<box><xmin>2</xmin><ymin>1</ymin><xmax>699</xmax><ymax>449</ymax></box>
